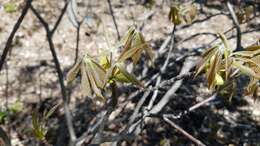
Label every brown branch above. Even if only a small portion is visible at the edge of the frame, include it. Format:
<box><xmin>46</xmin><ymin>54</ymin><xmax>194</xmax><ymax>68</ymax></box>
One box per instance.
<box><xmin>226</xmin><ymin>1</ymin><xmax>242</xmax><ymax>51</ymax></box>
<box><xmin>150</xmin><ymin>57</ymin><xmax>198</xmax><ymax>114</ymax></box>
<box><xmin>107</xmin><ymin>0</ymin><xmax>120</xmax><ymax>40</ymax></box>
<box><xmin>0</xmin><ymin>0</ymin><xmax>33</xmax><ymax>72</ymax></box>
<box><xmin>163</xmin><ymin>116</ymin><xmax>206</xmax><ymax>146</ymax></box>
<box><xmin>147</xmin><ymin>25</ymin><xmax>177</xmax><ymax>110</ymax></box>
<box><xmin>74</xmin><ymin>23</ymin><xmax>81</xmax><ymax>64</ymax></box>
<box><xmin>29</xmin><ymin>3</ymin><xmax>77</xmax><ymax>144</ymax></box>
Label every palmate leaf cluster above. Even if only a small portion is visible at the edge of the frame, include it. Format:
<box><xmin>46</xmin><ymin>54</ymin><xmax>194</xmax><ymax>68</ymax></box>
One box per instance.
<box><xmin>67</xmin><ymin>27</ymin><xmax>153</xmax><ymax>101</ymax></box>
<box><xmin>168</xmin><ymin>4</ymin><xmax>197</xmax><ymax>25</ymax></box>
<box><xmin>235</xmin><ymin>5</ymin><xmax>254</xmax><ymax>24</ymax></box>
<box><xmin>195</xmin><ymin>33</ymin><xmax>260</xmax><ymax>99</ymax></box>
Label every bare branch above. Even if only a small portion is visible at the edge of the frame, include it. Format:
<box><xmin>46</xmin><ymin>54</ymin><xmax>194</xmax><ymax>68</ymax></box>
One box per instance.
<box><xmin>150</xmin><ymin>57</ymin><xmax>198</xmax><ymax>114</ymax></box>
<box><xmin>148</xmin><ymin>25</ymin><xmax>177</xmax><ymax>110</ymax></box>
<box><xmin>30</xmin><ymin>3</ymin><xmax>77</xmax><ymax>144</ymax></box>
<box><xmin>107</xmin><ymin>0</ymin><xmax>120</xmax><ymax>40</ymax></box>
<box><xmin>163</xmin><ymin>116</ymin><xmax>206</xmax><ymax>146</ymax></box>
<box><xmin>226</xmin><ymin>1</ymin><xmax>242</xmax><ymax>51</ymax></box>
<box><xmin>0</xmin><ymin>0</ymin><xmax>33</xmax><ymax>72</ymax></box>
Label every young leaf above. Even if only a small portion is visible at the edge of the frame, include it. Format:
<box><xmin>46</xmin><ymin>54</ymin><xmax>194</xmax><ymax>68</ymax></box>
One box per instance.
<box><xmin>120</xmin><ymin>27</ymin><xmax>135</xmax><ymax>51</ymax></box>
<box><xmin>86</xmin><ymin>67</ymin><xmax>105</xmax><ymax>101</ymax></box>
<box><xmin>80</xmin><ymin>64</ymin><xmax>92</xmax><ymax>97</ymax></box>
<box><xmin>99</xmin><ymin>55</ymin><xmax>111</xmax><ymax>69</ymax></box>
<box><xmin>215</xmin><ymin>73</ymin><xmax>224</xmax><ymax>86</ymax></box>
<box><xmin>89</xmin><ymin>60</ymin><xmax>106</xmax><ymax>88</ymax></box>
<box><xmin>183</xmin><ymin>5</ymin><xmax>197</xmax><ymax>24</ymax></box>
<box><xmin>9</xmin><ymin>100</ymin><xmax>23</xmax><ymax>113</ymax></box>
<box><xmin>218</xmin><ymin>33</ymin><xmax>231</xmax><ymax>51</ymax></box>
<box><xmin>118</xmin><ymin>43</ymin><xmax>147</xmax><ymax>62</ymax></box>
<box><xmin>32</xmin><ymin>112</ymin><xmax>47</xmax><ymax>140</ymax></box>
<box><xmin>207</xmin><ymin>51</ymin><xmax>222</xmax><ymax>89</ymax></box>
<box><xmin>195</xmin><ymin>45</ymin><xmax>218</xmax><ymax>76</ymax></box>
<box><xmin>67</xmin><ymin>60</ymin><xmax>81</xmax><ymax>84</ymax></box>
<box><xmin>116</xmin><ymin>63</ymin><xmax>142</xmax><ymax>86</ymax></box>
<box><xmin>232</xmin><ymin>60</ymin><xmax>260</xmax><ymax>79</ymax></box>
<box><xmin>4</xmin><ymin>3</ymin><xmax>16</xmax><ymax>13</ymax></box>
<box><xmin>169</xmin><ymin>6</ymin><xmax>182</xmax><ymax>25</ymax></box>
<box><xmin>44</xmin><ymin>104</ymin><xmax>60</xmax><ymax>119</ymax></box>
<box><xmin>138</xmin><ymin>33</ymin><xmax>154</xmax><ymax>61</ymax></box>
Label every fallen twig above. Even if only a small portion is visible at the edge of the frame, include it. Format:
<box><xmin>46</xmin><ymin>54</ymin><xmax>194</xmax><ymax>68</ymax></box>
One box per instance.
<box><xmin>163</xmin><ymin>116</ymin><xmax>206</xmax><ymax>146</ymax></box>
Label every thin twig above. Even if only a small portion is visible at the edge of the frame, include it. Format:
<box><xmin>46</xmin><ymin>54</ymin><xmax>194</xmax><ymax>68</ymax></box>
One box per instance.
<box><xmin>30</xmin><ymin>3</ymin><xmax>77</xmax><ymax>144</ymax></box>
<box><xmin>91</xmin><ymin>82</ymin><xmax>118</xmax><ymax>144</ymax></box>
<box><xmin>107</xmin><ymin>0</ymin><xmax>120</xmax><ymax>40</ymax></box>
<box><xmin>226</xmin><ymin>1</ymin><xmax>242</xmax><ymax>51</ymax></box>
<box><xmin>0</xmin><ymin>0</ymin><xmax>33</xmax><ymax>72</ymax></box>
<box><xmin>163</xmin><ymin>116</ymin><xmax>206</xmax><ymax>146</ymax></box>
<box><xmin>148</xmin><ymin>25</ymin><xmax>177</xmax><ymax>109</ymax></box>
<box><xmin>150</xmin><ymin>57</ymin><xmax>198</xmax><ymax>114</ymax></box>
<box><xmin>74</xmin><ymin>23</ymin><xmax>81</xmax><ymax>64</ymax></box>
<box><xmin>129</xmin><ymin>90</ymin><xmax>151</xmax><ymax>124</ymax></box>
<box><xmin>161</xmin><ymin>92</ymin><xmax>218</xmax><ymax>120</ymax></box>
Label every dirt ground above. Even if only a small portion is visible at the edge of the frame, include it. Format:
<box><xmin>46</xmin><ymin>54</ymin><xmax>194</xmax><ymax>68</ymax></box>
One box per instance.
<box><xmin>0</xmin><ymin>0</ymin><xmax>260</xmax><ymax>145</ymax></box>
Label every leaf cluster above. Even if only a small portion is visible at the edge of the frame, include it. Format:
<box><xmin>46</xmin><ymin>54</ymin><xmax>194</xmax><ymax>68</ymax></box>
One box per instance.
<box><xmin>31</xmin><ymin>104</ymin><xmax>59</xmax><ymax>141</ymax></box>
<box><xmin>4</xmin><ymin>2</ymin><xmax>17</xmax><ymax>13</ymax></box>
<box><xmin>168</xmin><ymin>4</ymin><xmax>197</xmax><ymax>25</ymax></box>
<box><xmin>67</xmin><ymin>27</ymin><xmax>154</xmax><ymax>102</ymax></box>
<box><xmin>195</xmin><ymin>33</ymin><xmax>260</xmax><ymax>99</ymax></box>
<box><xmin>0</xmin><ymin>100</ymin><xmax>24</xmax><ymax>124</ymax></box>
<box><xmin>236</xmin><ymin>5</ymin><xmax>254</xmax><ymax>24</ymax></box>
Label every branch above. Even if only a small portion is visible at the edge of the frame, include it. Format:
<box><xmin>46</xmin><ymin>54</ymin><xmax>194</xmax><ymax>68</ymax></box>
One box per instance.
<box><xmin>51</xmin><ymin>2</ymin><xmax>68</xmax><ymax>35</ymax></box>
<box><xmin>150</xmin><ymin>57</ymin><xmax>198</xmax><ymax>114</ymax></box>
<box><xmin>107</xmin><ymin>0</ymin><xmax>120</xmax><ymax>40</ymax></box>
<box><xmin>161</xmin><ymin>92</ymin><xmax>218</xmax><ymax>120</ymax></box>
<box><xmin>74</xmin><ymin>23</ymin><xmax>81</xmax><ymax>64</ymax></box>
<box><xmin>0</xmin><ymin>0</ymin><xmax>33</xmax><ymax>72</ymax></box>
<box><xmin>226</xmin><ymin>1</ymin><xmax>242</xmax><ymax>51</ymax></box>
<box><xmin>30</xmin><ymin>3</ymin><xmax>77</xmax><ymax>144</ymax></box>
<box><xmin>91</xmin><ymin>82</ymin><xmax>118</xmax><ymax>144</ymax></box>
<box><xmin>163</xmin><ymin>116</ymin><xmax>206</xmax><ymax>146</ymax></box>
<box><xmin>129</xmin><ymin>90</ymin><xmax>151</xmax><ymax>124</ymax></box>
<box><xmin>148</xmin><ymin>25</ymin><xmax>177</xmax><ymax>110</ymax></box>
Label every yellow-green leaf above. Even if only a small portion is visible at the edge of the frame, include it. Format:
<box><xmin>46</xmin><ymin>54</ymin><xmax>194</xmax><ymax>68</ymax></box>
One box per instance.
<box><xmin>4</xmin><ymin>3</ymin><xmax>16</xmax><ymax>13</ymax></box>
<box><xmin>218</xmin><ymin>33</ymin><xmax>231</xmax><ymax>51</ymax></box>
<box><xmin>195</xmin><ymin>45</ymin><xmax>218</xmax><ymax>76</ymax></box>
<box><xmin>233</xmin><ymin>60</ymin><xmax>260</xmax><ymax>79</ymax></box>
<box><xmin>86</xmin><ymin>67</ymin><xmax>105</xmax><ymax>101</ymax></box>
<box><xmin>81</xmin><ymin>64</ymin><xmax>92</xmax><ymax>97</ymax></box>
<box><xmin>215</xmin><ymin>73</ymin><xmax>224</xmax><ymax>85</ymax></box>
<box><xmin>116</xmin><ymin>64</ymin><xmax>142</xmax><ymax>86</ymax></box>
<box><xmin>99</xmin><ymin>55</ymin><xmax>111</xmax><ymax>69</ymax></box>
<box><xmin>44</xmin><ymin>104</ymin><xmax>60</xmax><ymax>119</ymax></box>
<box><xmin>207</xmin><ymin>51</ymin><xmax>222</xmax><ymax>89</ymax></box>
<box><xmin>89</xmin><ymin>60</ymin><xmax>106</xmax><ymax>88</ymax></box>
<box><xmin>169</xmin><ymin>6</ymin><xmax>182</xmax><ymax>25</ymax></box>
<box><xmin>67</xmin><ymin>60</ymin><xmax>81</xmax><ymax>84</ymax></box>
